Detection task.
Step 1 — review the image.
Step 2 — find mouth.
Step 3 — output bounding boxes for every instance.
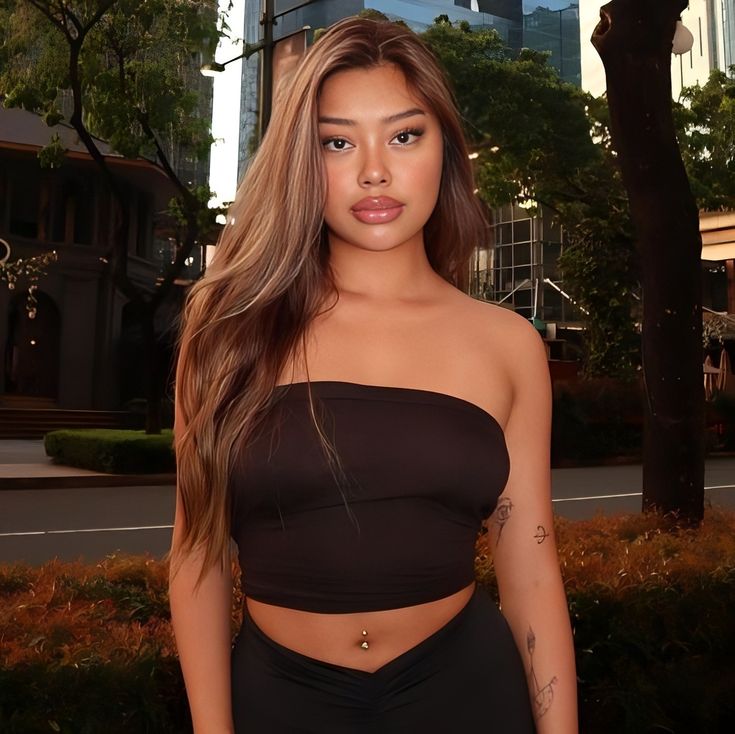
[351,196,405,212]
[350,203,404,225]
[350,196,405,225]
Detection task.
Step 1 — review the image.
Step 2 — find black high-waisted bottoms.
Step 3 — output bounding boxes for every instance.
[230,585,535,733]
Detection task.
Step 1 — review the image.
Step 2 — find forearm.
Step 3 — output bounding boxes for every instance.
[500,574,578,734]
[169,549,235,734]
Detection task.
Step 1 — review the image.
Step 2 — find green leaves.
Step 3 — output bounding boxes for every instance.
[0,0,219,163]
[37,132,66,168]
[675,68,735,212]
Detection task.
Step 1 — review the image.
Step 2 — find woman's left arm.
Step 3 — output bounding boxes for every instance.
[487,315,578,733]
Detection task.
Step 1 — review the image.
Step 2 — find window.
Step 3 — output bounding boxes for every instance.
[9,172,40,238]
[515,242,531,265]
[513,218,531,242]
[50,177,94,245]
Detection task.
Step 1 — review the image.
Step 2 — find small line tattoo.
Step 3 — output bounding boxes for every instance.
[527,626,558,719]
[534,525,549,544]
[493,497,513,544]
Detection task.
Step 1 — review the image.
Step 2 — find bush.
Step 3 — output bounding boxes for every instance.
[708,393,735,451]
[44,429,175,474]
[551,377,644,465]
[478,509,735,732]
[2,511,735,732]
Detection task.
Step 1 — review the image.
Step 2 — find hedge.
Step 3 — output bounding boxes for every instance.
[2,510,735,732]
[44,429,175,474]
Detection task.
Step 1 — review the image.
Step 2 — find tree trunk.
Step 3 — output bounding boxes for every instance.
[592,0,705,523]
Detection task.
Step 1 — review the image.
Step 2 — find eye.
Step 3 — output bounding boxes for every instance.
[392,128,424,145]
[322,137,353,152]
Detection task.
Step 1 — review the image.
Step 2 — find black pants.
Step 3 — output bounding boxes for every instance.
[231,585,535,733]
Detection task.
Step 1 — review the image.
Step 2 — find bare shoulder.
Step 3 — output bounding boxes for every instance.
[454,294,549,393]
[456,294,545,352]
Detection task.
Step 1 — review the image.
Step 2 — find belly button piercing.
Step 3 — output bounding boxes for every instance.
[360,629,369,650]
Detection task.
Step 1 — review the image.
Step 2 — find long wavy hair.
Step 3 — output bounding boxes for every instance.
[170,16,488,585]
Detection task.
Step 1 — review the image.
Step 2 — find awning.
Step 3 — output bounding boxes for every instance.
[701,210,735,261]
[702,243,735,261]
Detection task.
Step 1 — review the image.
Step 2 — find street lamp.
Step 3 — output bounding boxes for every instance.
[200,0,316,137]
[200,42,266,78]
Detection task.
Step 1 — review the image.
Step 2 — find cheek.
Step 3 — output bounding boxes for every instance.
[412,147,443,205]
[322,169,338,222]
[324,164,347,213]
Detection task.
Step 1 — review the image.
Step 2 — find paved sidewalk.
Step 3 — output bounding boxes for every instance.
[0,439,175,490]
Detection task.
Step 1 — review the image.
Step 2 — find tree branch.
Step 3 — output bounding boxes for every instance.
[25,0,70,40]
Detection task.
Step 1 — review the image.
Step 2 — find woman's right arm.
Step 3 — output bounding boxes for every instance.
[169,503,235,734]
[169,390,236,734]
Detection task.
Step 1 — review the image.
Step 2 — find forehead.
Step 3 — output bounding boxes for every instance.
[318,63,424,118]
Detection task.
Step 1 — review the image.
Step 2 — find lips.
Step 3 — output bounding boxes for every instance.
[351,196,404,211]
[350,196,405,225]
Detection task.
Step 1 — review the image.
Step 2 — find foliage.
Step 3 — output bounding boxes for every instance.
[551,378,644,464]
[420,19,641,378]
[0,556,190,733]
[44,428,175,473]
[1,511,734,731]
[36,131,66,168]
[166,183,227,247]
[0,0,218,168]
[478,508,735,733]
[674,67,735,212]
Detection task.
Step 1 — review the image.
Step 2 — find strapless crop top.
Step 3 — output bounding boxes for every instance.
[229,381,510,613]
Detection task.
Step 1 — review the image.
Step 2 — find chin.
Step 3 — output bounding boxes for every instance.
[329,226,424,252]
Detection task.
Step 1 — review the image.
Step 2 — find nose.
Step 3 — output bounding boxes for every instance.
[358,144,391,187]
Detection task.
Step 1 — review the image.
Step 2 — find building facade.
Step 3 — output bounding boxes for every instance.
[0,107,192,411]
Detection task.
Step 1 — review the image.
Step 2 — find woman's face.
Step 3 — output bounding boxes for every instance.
[317,63,444,255]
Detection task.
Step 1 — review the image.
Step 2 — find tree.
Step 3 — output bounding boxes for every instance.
[0,0,223,431]
[420,17,641,379]
[592,0,705,523]
[674,68,735,212]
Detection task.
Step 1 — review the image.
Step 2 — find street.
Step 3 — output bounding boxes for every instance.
[1,458,734,565]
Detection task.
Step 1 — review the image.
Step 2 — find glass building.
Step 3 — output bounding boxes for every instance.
[523,2,580,86]
[470,203,581,331]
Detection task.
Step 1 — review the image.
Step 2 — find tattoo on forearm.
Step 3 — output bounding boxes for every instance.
[527,626,558,719]
[534,525,549,544]
[493,497,513,544]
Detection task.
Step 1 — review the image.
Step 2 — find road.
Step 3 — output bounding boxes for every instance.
[1,458,734,565]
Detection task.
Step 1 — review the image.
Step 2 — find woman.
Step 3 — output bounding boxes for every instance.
[169,16,577,734]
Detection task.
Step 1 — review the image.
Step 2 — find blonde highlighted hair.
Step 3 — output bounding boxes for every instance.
[171,16,487,585]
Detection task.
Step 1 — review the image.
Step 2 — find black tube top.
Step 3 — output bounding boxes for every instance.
[229,381,510,613]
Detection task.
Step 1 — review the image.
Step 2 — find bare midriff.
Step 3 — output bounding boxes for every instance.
[245,581,476,673]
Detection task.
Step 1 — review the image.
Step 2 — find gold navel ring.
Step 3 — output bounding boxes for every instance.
[360,629,369,650]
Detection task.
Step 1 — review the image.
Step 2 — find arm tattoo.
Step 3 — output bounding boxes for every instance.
[534,525,549,544]
[527,626,558,719]
[493,497,513,545]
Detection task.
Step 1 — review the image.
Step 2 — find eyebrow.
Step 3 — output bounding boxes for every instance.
[317,107,426,126]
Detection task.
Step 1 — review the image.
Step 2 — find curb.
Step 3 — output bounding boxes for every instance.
[0,473,176,491]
